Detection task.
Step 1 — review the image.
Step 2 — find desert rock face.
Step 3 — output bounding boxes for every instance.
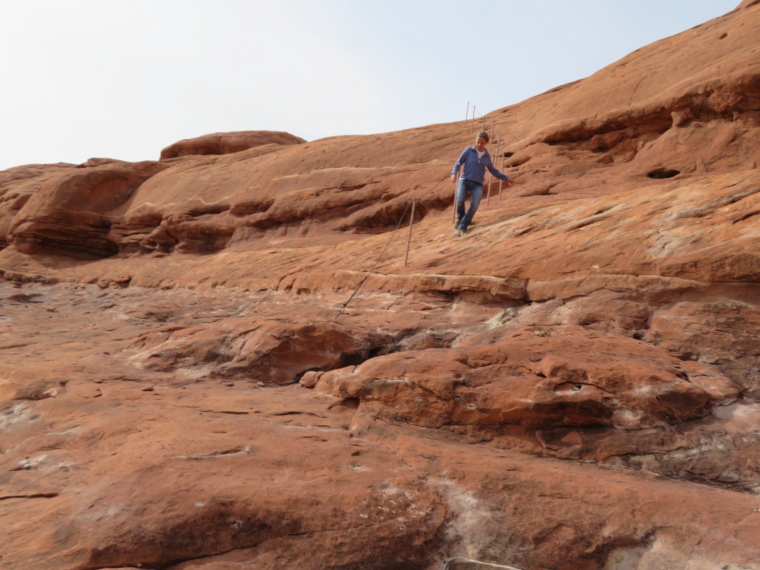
[10,160,169,258]
[159,130,307,160]
[2,3,760,570]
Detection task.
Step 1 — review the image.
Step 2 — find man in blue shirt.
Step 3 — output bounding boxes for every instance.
[450,131,514,236]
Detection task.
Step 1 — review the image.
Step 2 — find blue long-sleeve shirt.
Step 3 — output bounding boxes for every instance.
[451,146,509,184]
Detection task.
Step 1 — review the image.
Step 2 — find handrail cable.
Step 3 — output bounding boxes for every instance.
[334,173,449,319]
[336,103,510,319]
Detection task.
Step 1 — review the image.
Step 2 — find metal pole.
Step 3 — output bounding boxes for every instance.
[453,174,459,225]
[404,198,416,267]
[497,137,503,200]
[465,101,469,122]
[485,133,496,206]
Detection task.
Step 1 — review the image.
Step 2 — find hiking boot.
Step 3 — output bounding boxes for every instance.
[454,219,462,229]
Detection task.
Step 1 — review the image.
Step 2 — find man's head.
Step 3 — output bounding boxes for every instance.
[475,131,489,151]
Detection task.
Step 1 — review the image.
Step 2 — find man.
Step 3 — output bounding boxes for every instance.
[450,131,514,236]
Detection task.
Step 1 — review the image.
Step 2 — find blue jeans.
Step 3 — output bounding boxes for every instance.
[455,178,483,231]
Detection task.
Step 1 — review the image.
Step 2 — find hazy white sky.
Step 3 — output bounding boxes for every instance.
[0,0,740,170]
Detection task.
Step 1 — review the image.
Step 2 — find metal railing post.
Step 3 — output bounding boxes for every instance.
[497,137,503,200]
[452,174,459,225]
[404,198,416,267]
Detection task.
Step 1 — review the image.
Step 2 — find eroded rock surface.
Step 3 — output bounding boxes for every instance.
[1,282,760,570]
[159,130,306,160]
[2,3,760,569]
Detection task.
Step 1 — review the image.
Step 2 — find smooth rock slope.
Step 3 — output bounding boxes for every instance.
[1,3,760,569]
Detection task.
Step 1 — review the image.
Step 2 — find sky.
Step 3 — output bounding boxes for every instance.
[0,0,741,171]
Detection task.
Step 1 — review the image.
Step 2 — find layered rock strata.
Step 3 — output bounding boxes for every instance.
[1,2,760,569]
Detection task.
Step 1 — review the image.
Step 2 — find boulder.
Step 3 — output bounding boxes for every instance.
[160,130,305,159]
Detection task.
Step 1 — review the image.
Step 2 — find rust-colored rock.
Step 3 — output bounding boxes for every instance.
[0,163,76,247]
[313,325,734,431]
[2,3,760,569]
[2,282,760,570]
[8,160,167,257]
[159,130,306,160]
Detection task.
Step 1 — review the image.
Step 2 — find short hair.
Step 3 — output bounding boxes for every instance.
[477,131,490,142]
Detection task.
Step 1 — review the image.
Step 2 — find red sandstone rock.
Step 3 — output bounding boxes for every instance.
[738,0,760,9]
[312,325,735,430]
[0,163,76,247]
[9,161,167,258]
[129,315,396,385]
[2,3,760,569]
[159,130,306,160]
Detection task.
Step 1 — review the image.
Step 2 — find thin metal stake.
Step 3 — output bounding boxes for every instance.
[497,137,503,200]
[404,198,416,267]
[485,133,496,206]
[452,174,459,224]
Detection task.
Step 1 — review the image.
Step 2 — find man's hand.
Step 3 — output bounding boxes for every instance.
[450,173,457,184]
